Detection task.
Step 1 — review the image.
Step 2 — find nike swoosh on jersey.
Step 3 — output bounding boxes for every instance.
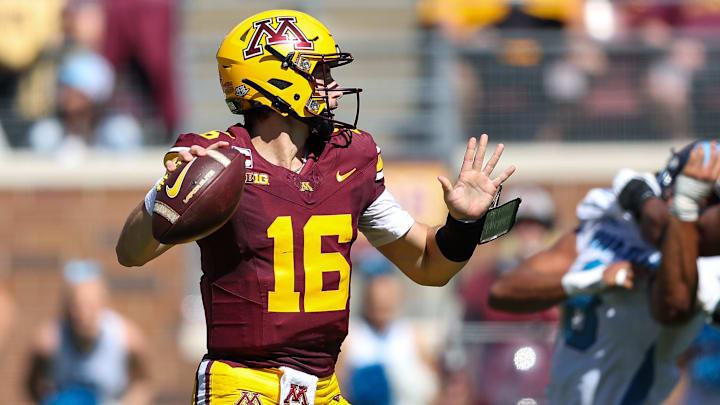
[336,168,357,182]
[166,159,195,198]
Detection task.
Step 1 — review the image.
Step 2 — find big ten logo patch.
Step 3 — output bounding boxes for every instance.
[246,172,269,185]
[283,384,309,405]
[243,16,314,59]
[234,390,262,405]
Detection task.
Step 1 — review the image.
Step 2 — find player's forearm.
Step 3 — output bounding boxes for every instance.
[116,202,171,267]
[637,197,669,249]
[652,216,699,324]
[378,223,466,287]
[417,225,468,286]
[488,269,568,313]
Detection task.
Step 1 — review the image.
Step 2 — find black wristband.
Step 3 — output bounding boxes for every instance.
[435,214,486,262]
[618,179,656,219]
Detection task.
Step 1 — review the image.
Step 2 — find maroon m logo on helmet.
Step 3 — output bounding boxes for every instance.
[234,390,262,405]
[244,17,314,59]
[283,384,309,405]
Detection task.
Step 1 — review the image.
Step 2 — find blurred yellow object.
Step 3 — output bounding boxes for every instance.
[0,0,62,71]
[417,0,510,35]
[524,0,582,22]
[500,38,542,67]
[417,0,581,37]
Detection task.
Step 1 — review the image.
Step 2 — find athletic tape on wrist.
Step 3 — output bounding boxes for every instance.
[144,178,163,216]
[561,267,607,297]
[671,174,713,221]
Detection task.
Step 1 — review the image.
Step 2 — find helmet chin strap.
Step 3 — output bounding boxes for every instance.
[301,113,334,138]
[240,78,333,137]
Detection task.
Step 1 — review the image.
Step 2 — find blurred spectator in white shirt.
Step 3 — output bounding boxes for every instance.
[27,50,142,163]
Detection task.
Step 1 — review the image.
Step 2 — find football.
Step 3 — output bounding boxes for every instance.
[152,148,246,244]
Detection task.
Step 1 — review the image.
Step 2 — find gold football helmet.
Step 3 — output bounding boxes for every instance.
[217,9,361,131]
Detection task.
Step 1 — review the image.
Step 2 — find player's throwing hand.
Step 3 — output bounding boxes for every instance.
[165,141,230,172]
[438,134,516,220]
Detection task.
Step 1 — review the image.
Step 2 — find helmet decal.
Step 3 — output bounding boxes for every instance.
[306,99,320,113]
[235,85,249,97]
[297,57,312,72]
[243,16,314,59]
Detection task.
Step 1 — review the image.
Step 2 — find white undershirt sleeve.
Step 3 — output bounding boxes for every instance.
[358,189,416,247]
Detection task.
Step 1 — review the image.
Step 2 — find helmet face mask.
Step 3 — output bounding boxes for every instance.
[305,53,362,129]
[216,10,362,133]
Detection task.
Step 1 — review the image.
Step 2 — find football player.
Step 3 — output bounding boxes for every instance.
[488,141,720,405]
[115,9,516,405]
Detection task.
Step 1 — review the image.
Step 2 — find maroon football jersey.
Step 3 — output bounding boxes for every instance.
[167,125,385,377]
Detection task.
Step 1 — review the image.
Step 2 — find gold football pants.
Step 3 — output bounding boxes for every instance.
[191,359,351,405]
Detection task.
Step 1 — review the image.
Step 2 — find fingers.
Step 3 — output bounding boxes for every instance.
[208,141,230,150]
[178,149,194,162]
[710,141,720,179]
[438,176,453,195]
[460,137,477,173]
[483,143,504,176]
[604,262,635,289]
[492,165,516,187]
[472,134,488,171]
[168,143,223,172]
[614,267,634,289]
[189,145,208,157]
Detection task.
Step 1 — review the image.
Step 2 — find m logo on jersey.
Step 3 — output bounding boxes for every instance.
[299,182,314,192]
[283,384,309,405]
[234,390,262,405]
[243,17,314,59]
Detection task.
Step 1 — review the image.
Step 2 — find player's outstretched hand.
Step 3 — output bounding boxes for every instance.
[683,141,720,184]
[438,134,516,220]
[603,261,647,290]
[165,141,230,172]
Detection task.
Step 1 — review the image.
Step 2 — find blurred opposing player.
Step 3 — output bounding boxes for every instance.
[488,141,720,404]
[115,9,516,405]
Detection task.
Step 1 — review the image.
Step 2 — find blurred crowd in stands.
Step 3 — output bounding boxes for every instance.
[0,0,178,154]
[1,0,719,151]
[418,0,720,142]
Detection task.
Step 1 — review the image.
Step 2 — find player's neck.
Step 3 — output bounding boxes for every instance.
[250,115,310,171]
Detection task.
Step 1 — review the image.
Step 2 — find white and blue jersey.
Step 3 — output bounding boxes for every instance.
[546,187,706,405]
